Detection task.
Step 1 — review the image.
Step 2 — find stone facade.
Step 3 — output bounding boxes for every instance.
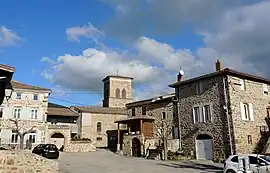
[228,75,270,154]
[103,76,133,108]
[0,150,59,173]
[78,111,127,147]
[176,75,230,160]
[172,67,270,161]
[46,124,71,149]
[0,81,51,148]
[64,140,96,152]
[121,94,180,156]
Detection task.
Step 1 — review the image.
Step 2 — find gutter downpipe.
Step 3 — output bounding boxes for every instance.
[223,75,233,155]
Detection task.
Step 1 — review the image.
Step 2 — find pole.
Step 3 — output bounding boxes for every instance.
[223,76,233,155]
[176,101,182,151]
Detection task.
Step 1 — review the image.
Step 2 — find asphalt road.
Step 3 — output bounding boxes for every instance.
[58,150,223,173]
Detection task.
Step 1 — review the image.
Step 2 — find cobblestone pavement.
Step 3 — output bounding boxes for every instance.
[59,150,223,173]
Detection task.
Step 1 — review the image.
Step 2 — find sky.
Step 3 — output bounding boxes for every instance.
[1,0,270,107]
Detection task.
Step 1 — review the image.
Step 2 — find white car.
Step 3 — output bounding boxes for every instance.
[223,154,270,173]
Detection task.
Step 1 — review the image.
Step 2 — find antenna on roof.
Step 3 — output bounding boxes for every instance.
[116,69,119,76]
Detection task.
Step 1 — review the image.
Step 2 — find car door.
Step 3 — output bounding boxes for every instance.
[249,156,268,173]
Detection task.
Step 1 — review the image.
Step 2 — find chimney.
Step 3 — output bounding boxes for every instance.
[215,59,223,71]
[177,70,184,82]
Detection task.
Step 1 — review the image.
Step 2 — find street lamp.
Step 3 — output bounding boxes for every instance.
[5,83,13,101]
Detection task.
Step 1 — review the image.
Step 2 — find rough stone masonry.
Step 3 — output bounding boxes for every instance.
[0,150,59,173]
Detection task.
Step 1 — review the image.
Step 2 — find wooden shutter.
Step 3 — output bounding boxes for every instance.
[249,103,254,121]
[240,102,246,120]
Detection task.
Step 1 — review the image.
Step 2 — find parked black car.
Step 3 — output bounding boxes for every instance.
[32,144,59,159]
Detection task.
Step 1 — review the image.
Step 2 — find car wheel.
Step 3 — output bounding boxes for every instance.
[226,169,236,173]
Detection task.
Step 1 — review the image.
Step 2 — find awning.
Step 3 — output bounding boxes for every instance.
[115,116,156,124]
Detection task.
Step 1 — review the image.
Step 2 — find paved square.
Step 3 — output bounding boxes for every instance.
[59,150,223,173]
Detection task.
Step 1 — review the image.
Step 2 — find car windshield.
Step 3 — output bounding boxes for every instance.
[260,156,270,162]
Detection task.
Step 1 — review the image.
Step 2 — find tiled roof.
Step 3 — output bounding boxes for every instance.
[72,106,128,115]
[169,68,270,88]
[0,64,15,72]
[11,80,51,91]
[102,75,133,82]
[126,93,175,108]
[47,107,79,117]
[115,116,156,123]
[48,102,79,117]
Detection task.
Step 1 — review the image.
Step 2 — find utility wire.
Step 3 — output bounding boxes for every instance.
[49,97,88,106]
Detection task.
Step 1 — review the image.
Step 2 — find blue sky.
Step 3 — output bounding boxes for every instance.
[1,0,270,106]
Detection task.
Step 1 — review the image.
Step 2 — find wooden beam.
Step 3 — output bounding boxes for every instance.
[140,120,143,135]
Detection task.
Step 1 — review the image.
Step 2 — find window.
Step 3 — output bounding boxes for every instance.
[172,126,179,139]
[142,106,146,115]
[33,94,39,100]
[248,135,252,144]
[0,107,3,118]
[96,137,102,141]
[240,102,254,121]
[249,156,258,165]
[28,133,36,143]
[195,82,203,94]
[11,130,19,144]
[132,108,135,116]
[115,88,120,98]
[162,112,166,119]
[13,108,21,119]
[203,105,211,122]
[97,122,102,132]
[239,79,245,90]
[263,84,269,95]
[231,156,238,163]
[16,93,22,99]
[121,89,126,98]
[31,109,38,119]
[193,107,200,123]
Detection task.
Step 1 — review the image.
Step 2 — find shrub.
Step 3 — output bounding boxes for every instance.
[71,138,92,142]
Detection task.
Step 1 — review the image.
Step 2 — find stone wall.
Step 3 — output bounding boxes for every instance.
[0,150,59,173]
[64,141,96,152]
[106,77,133,108]
[228,75,270,154]
[177,75,231,160]
[81,112,127,148]
[122,134,155,156]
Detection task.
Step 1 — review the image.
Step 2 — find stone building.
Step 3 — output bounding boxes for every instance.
[169,60,270,161]
[116,93,180,157]
[0,80,51,148]
[70,75,133,148]
[46,102,80,149]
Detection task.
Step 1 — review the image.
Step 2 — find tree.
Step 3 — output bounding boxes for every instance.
[153,112,174,160]
[9,119,36,149]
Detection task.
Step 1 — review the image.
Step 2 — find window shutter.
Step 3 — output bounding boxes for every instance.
[240,79,244,90]
[192,108,196,124]
[249,103,254,121]
[240,102,245,120]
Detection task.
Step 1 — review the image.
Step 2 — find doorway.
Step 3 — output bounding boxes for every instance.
[196,134,213,160]
[132,138,141,157]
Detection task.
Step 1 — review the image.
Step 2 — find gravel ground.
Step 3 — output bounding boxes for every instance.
[58,149,223,173]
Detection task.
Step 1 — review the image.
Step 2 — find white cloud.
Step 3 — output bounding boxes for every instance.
[66,23,104,43]
[43,1,270,101]
[0,26,22,46]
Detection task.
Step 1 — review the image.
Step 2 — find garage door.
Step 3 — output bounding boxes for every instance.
[196,134,213,160]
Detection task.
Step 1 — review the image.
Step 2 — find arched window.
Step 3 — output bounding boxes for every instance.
[116,88,120,98]
[122,89,126,98]
[97,122,102,132]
